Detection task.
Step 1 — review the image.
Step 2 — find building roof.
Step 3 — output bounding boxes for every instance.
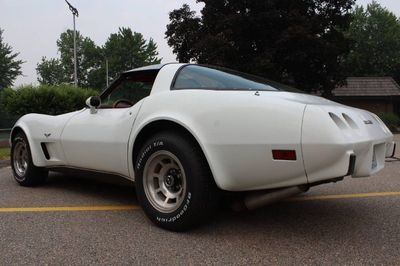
[333,77,400,97]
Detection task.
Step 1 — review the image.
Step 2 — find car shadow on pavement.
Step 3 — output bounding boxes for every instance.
[45,170,137,205]
[197,199,371,238]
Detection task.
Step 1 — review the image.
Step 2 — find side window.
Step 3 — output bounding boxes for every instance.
[174,66,226,89]
[103,80,152,106]
[101,71,157,108]
[173,65,278,91]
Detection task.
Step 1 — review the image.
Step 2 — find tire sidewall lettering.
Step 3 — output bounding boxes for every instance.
[136,140,164,170]
[156,192,192,223]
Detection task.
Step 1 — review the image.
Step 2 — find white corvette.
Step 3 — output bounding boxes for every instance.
[10,63,396,231]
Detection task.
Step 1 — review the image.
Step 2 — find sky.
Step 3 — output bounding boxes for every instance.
[0,0,399,87]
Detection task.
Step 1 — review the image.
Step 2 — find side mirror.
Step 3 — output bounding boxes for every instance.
[85,96,101,114]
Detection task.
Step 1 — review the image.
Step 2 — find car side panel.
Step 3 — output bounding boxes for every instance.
[60,103,143,177]
[129,90,308,191]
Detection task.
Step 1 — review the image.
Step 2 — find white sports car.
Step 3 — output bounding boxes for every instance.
[10,63,396,231]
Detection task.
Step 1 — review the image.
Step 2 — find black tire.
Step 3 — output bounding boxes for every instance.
[135,131,220,231]
[11,132,48,186]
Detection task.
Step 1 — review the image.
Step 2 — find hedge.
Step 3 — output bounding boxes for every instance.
[377,112,400,132]
[1,85,97,116]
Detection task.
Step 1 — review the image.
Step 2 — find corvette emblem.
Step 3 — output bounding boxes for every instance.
[44,133,51,138]
[363,120,373,125]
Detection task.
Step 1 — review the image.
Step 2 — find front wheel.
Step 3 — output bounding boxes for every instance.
[11,132,48,186]
[135,132,220,231]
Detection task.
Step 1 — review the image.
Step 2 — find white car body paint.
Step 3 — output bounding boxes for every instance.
[11,63,395,192]
[61,101,143,176]
[11,111,81,167]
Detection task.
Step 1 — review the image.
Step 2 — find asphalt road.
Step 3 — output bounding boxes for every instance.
[0,139,399,265]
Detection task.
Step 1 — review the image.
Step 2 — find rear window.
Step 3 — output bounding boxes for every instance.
[172,65,300,92]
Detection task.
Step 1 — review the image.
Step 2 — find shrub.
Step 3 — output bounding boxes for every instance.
[1,85,97,116]
[0,110,18,128]
[377,112,400,132]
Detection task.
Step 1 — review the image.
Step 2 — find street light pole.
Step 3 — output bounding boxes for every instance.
[65,0,79,86]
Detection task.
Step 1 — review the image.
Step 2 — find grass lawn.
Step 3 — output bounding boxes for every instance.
[0,147,10,160]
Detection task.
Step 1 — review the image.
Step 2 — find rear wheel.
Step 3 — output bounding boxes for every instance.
[11,132,48,186]
[135,131,220,231]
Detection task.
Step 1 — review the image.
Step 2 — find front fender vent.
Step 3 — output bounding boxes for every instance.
[40,143,50,160]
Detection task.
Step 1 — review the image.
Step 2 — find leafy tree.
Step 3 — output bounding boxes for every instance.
[103,27,161,80]
[37,30,102,88]
[36,57,65,85]
[57,30,102,87]
[37,28,161,91]
[344,1,400,81]
[166,4,201,63]
[166,1,355,95]
[0,28,23,89]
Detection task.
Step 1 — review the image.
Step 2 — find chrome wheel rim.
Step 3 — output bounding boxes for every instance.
[143,150,187,213]
[13,141,28,179]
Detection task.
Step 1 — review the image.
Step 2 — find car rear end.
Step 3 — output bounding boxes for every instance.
[302,103,395,184]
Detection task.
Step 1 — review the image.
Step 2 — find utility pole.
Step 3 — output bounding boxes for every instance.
[65,0,79,86]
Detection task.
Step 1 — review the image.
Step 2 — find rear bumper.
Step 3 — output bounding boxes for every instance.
[351,139,391,177]
[302,105,394,183]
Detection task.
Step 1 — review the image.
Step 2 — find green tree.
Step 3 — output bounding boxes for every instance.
[0,28,23,89]
[344,2,400,81]
[37,30,102,88]
[103,27,161,80]
[166,1,355,95]
[37,28,161,91]
[166,4,201,63]
[57,30,102,87]
[36,57,65,85]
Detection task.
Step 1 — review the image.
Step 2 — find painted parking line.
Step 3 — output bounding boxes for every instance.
[1,192,400,213]
[289,191,400,202]
[0,205,140,213]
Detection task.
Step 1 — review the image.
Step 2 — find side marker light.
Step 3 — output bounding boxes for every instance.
[272,150,297,160]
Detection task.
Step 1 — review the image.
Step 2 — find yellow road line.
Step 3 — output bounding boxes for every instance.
[1,192,400,213]
[288,191,400,202]
[0,205,139,213]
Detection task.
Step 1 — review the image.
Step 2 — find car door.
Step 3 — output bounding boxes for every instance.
[61,69,158,177]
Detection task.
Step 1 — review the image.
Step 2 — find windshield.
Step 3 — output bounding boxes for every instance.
[172,65,302,92]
